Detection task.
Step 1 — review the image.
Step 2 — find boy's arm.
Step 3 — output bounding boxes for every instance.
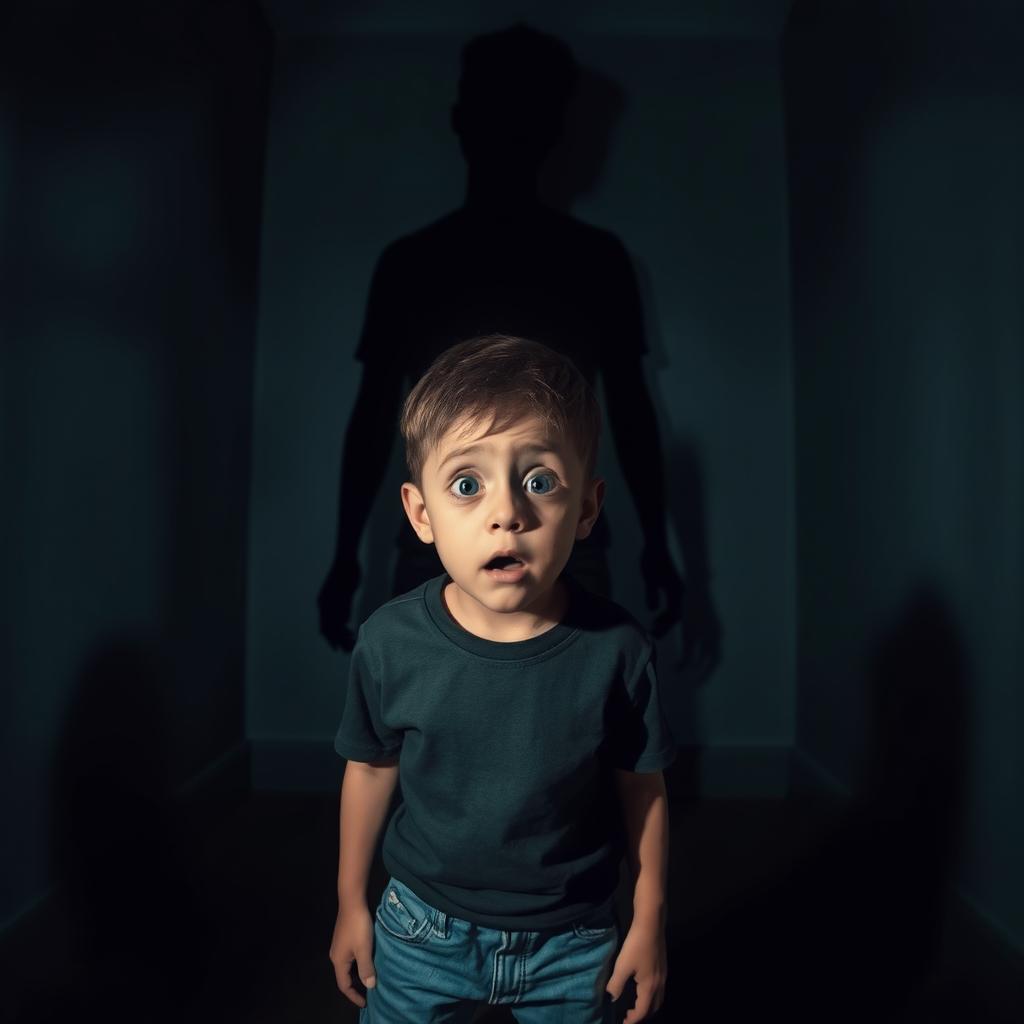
[606,769,670,1017]
[615,768,669,928]
[338,758,401,912]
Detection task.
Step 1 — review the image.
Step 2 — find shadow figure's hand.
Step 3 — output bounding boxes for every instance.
[317,557,361,652]
[679,583,721,682]
[640,542,684,639]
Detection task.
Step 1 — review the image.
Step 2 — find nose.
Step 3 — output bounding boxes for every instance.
[490,516,522,532]
[487,480,524,532]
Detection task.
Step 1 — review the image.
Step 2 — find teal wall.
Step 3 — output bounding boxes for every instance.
[247,20,796,767]
[0,4,271,933]
[784,1,1023,954]
[7,0,1019,989]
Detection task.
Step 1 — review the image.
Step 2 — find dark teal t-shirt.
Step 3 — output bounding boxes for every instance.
[333,570,676,931]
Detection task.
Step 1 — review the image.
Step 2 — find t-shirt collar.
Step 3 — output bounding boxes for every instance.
[424,571,583,662]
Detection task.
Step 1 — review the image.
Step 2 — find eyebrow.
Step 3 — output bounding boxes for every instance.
[436,441,563,474]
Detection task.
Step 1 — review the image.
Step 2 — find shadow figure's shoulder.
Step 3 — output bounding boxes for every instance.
[540,207,628,254]
[381,210,466,260]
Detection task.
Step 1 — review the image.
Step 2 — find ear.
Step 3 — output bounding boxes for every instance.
[401,481,435,544]
[575,477,606,541]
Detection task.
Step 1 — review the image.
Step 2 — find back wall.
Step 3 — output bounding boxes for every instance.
[246,9,796,792]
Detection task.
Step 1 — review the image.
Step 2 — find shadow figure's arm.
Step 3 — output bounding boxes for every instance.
[319,359,403,646]
[603,355,671,553]
[599,237,675,560]
[329,360,403,567]
[605,357,690,639]
[329,246,406,567]
[318,247,409,649]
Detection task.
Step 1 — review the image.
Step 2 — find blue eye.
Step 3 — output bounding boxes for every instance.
[526,474,557,495]
[451,476,479,498]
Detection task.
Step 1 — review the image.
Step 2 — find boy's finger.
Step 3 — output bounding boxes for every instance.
[335,969,367,1008]
[342,985,367,1010]
[356,954,377,988]
[332,955,352,991]
[623,983,651,1023]
[604,964,627,1002]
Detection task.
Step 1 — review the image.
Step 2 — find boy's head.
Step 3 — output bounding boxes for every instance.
[401,334,599,492]
[399,334,604,619]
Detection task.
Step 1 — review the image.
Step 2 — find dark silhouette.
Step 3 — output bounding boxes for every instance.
[318,23,697,658]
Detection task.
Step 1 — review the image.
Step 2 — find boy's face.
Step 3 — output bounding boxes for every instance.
[401,413,604,635]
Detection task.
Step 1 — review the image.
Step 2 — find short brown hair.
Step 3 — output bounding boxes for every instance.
[400,334,601,489]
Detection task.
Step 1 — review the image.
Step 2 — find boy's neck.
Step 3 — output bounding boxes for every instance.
[442,577,568,644]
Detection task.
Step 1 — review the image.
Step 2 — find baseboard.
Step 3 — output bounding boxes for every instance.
[250,737,347,792]
[787,744,851,799]
[171,739,252,836]
[249,739,794,798]
[682,743,793,798]
[939,888,1024,1021]
[903,884,1024,1023]
[173,739,251,802]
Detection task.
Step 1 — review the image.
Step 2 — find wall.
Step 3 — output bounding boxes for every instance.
[0,0,271,943]
[247,10,796,792]
[785,0,1023,956]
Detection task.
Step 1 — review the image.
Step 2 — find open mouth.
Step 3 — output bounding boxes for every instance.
[484,555,524,571]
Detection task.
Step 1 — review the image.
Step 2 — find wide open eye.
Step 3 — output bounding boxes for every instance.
[526,473,557,495]
[450,476,480,498]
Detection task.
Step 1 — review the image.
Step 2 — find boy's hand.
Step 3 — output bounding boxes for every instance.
[329,905,377,1008]
[605,919,667,1022]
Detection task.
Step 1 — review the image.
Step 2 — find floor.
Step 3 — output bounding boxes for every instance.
[10,786,1019,1023]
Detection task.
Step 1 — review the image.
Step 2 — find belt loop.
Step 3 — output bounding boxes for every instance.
[433,908,449,939]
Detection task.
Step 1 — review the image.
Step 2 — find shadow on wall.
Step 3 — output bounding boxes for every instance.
[538,63,626,215]
[20,638,213,1023]
[315,22,721,732]
[660,583,969,1023]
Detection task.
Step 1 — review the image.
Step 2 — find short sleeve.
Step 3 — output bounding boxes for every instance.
[333,627,403,762]
[606,638,676,773]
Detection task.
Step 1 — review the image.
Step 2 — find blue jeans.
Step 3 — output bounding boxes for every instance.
[359,876,621,1023]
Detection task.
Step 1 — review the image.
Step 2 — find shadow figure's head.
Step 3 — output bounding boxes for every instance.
[452,23,579,179]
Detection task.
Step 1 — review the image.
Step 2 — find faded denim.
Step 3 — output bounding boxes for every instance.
[359,875,621,1023]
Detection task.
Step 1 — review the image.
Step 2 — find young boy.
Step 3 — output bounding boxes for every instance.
[329,335,674,1023]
